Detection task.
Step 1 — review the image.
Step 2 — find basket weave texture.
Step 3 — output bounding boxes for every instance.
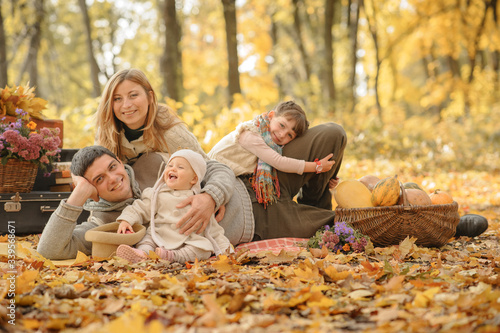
[334,185,460,247]
[0,159,38,193]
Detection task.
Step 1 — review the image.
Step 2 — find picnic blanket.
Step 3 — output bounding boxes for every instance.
[0,237,311,266]
[235,237,309,255]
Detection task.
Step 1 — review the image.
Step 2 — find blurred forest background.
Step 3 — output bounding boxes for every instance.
[1,0,499,174]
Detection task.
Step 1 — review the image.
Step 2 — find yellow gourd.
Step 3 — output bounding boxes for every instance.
[333,179,374,208]
[371,175,400,206]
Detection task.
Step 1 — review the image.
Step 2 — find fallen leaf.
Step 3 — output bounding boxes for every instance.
[211,255,235,273]
[196,294,227,327]
[310,246,328,258]
[72,251,90,266]
[16,270,39,294]
[347,289,375,300]
[102,298,125,314]
[260,249,297,264]
[398,236,416,259]
[323,265,351,281]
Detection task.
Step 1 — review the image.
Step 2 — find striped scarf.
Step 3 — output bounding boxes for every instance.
[251,112,282,208]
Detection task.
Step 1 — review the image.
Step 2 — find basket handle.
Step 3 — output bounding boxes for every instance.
[399,182,411,210]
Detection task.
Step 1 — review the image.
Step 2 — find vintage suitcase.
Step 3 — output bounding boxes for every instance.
[0,149,90,235]
[0,191,90,235]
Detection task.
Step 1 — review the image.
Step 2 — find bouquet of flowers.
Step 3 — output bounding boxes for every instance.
[1,83,47,119]
[1,109,61,174]
[308,222,370,254]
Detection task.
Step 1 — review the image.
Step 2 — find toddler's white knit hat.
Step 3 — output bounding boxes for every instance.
[167,149,206,193]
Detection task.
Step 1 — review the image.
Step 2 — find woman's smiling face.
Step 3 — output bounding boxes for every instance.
[112,80,152,130]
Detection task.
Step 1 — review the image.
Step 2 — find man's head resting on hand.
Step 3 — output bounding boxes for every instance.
[71,145,133,202]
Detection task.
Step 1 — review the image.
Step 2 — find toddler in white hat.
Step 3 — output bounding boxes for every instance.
[116,149,231,263]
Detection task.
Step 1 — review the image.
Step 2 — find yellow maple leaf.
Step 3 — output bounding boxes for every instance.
[211,255,235,273]
[16,270,39,294]
[307,293,337,308]
[324,265,351,281]
[72,251,90,266]
[412,287,441,307]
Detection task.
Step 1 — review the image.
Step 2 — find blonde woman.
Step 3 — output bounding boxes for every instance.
[95,68,206,164]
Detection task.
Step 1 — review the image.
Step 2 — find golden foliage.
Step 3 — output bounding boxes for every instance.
[1,162,499,331]
[1,207,498,332]
[0,84,47,120]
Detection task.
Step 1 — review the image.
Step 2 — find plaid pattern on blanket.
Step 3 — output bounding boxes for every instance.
[235,238,309,255]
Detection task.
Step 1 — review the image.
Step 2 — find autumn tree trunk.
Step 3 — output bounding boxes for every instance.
[161,0,182,102]
[324,0,335,114]
[492,0,500,90]
[270,12,284,99]
[420,40,442,118]
[365,0,382,122]
[78,0,101,97]
[222,0,241,107]
[0,1,7,87]
[463,2,488,118]
[349,0,360,113]
[292,0,311,80]
[23,0,44,92]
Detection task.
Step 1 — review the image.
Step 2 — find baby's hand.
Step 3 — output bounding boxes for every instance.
[117,220,134,234]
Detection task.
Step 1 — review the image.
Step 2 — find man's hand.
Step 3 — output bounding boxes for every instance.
[176,193,216,235]
[215,205,226,223]
[66,175,99,206]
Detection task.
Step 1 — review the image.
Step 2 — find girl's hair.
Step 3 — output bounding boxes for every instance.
[273,100,309,137]
[95,68,181,160]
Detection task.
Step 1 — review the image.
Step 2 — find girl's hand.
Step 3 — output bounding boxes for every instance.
[319,153,335,173]
[329,177,340,189]
[117,221,134,234]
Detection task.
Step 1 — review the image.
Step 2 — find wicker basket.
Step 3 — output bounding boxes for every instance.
[334,183,460,247]
[0,159,38,193]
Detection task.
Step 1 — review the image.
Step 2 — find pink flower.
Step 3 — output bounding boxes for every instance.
[39,155,49,164]
[1,112,61,175]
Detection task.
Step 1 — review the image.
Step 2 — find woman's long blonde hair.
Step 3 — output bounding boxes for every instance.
[95,68,181,160]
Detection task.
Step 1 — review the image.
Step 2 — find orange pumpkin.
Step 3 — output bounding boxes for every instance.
[429,189,453,205]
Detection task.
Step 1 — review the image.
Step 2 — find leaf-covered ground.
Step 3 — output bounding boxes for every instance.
[1,165,499,333]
